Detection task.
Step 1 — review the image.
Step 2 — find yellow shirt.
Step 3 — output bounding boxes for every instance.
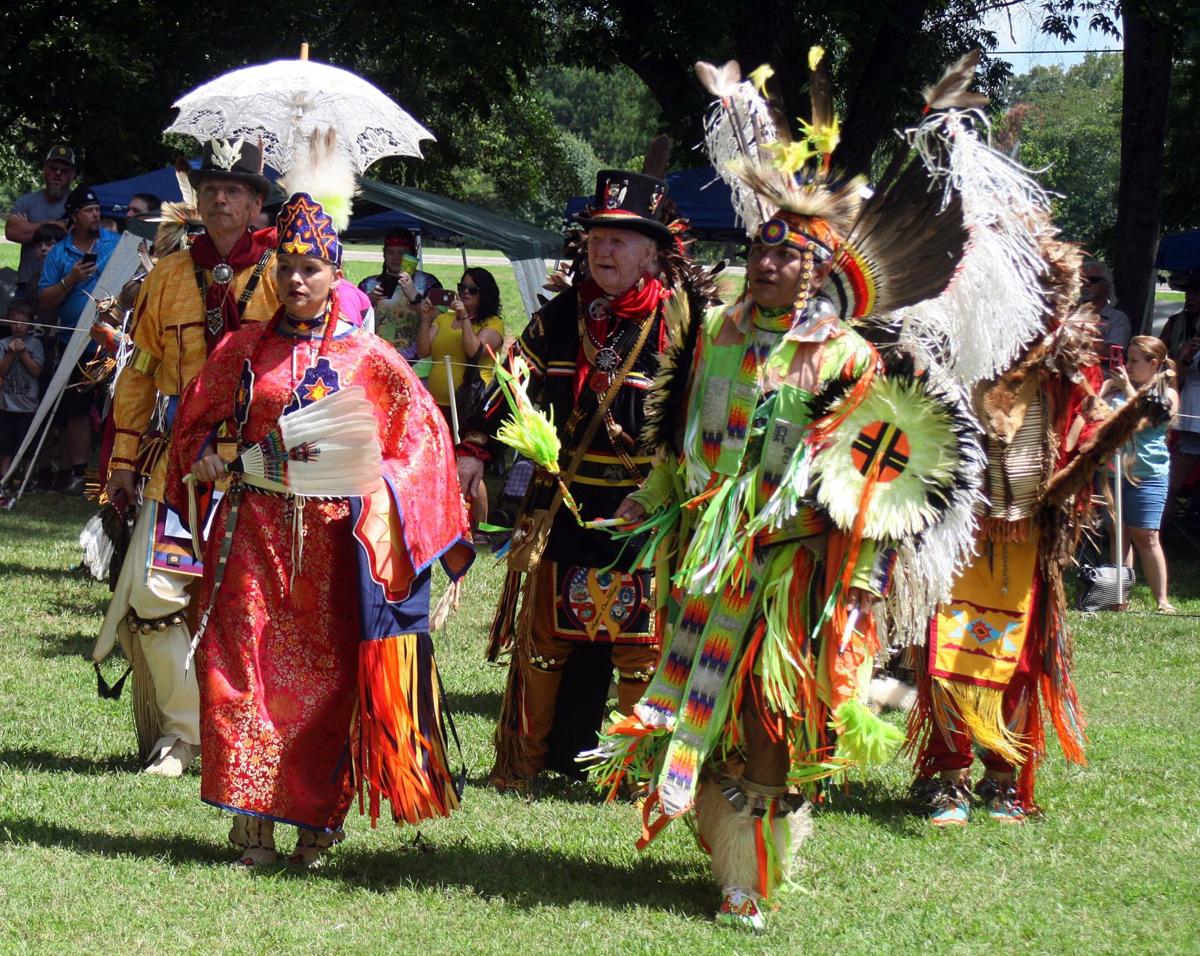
[425,311,505,406]
[110,247,279,501]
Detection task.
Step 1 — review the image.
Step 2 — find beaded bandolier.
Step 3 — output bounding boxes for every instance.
[584,52,985,934]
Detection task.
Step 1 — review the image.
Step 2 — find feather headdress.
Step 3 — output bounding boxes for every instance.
[703,46,966,322]
[150,157,203,253]
[695,59,778,232]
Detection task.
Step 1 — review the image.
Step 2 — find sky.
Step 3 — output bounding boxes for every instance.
[983,4,1123,75]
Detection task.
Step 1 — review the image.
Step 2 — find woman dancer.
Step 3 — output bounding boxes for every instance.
[168,138,472,866]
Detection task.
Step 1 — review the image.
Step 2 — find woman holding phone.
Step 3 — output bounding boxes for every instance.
[1101,335,1179,612]
[415,268,504,525]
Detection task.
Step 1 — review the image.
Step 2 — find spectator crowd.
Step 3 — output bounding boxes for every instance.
[2,137,1198,611]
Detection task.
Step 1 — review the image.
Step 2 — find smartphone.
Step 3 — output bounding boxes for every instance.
[400,253,418,277]
[1109,344,1124,369]
[81,252,98,266]
[426,288,456,308]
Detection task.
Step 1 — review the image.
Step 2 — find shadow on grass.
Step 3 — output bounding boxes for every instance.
[445,689,503,720]
[818,780,925,836]
[0,560,93,582]
[0,816,229,866]
[0,814,714,917]
[312,838,713,915]
[459,771,609,807]
[37,631,98,659]
[0,745,141,775]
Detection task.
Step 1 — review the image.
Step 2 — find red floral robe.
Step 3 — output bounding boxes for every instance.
[167,319,471,831]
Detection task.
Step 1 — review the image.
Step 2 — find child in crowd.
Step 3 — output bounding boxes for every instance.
[0,300,46,482]
[1102,335,1179,612]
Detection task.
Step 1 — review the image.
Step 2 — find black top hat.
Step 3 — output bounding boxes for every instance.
[574,169,673,244]
[188,138,272,199]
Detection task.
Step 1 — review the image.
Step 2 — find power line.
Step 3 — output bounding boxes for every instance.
[992,48,1122,54]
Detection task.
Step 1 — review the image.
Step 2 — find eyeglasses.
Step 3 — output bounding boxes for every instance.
[199,182,251,200]
[457,284,479,295]
[1083,275,1105,284]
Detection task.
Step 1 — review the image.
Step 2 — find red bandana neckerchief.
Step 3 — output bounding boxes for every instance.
[574,274,669,399]
[190,228,274,348]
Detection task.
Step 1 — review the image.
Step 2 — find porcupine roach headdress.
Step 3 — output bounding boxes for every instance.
[699,47,968,323]
[641,47,971,462]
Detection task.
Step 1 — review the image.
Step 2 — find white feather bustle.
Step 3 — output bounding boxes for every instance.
[695,780,812,900]
[278,128,358,233]
[894,111,1053,390]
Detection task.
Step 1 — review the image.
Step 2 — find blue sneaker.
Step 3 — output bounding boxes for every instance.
[914,778,971,827]
[977,778,1026,824]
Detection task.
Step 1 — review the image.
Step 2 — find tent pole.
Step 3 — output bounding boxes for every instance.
[1113,449,1124,607]
[11,388,65,505]
[444,355,460,445]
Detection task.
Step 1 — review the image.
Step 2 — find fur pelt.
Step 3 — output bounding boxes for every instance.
[975,339,1052,443]
[695,780,812,900]
[1042,387,1163,508]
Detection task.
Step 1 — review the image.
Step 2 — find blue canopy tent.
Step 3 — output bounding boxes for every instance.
[92,168,561,315]
[1157,229,1200,273]
[565,166,741,240]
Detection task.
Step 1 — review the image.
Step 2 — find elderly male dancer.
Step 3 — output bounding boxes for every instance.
[458,168,701,792]
[94,140,279,776]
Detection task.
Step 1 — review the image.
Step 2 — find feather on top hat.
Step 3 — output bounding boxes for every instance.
[575,169,674,244]
[188,138,272,199]
[276,129,359,264]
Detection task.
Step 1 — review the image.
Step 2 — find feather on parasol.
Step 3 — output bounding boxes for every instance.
[279,127,358,231]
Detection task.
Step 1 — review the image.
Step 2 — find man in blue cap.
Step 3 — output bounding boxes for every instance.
[38,183,120,492]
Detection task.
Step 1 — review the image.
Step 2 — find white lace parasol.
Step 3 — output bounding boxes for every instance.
[166,57,434,174]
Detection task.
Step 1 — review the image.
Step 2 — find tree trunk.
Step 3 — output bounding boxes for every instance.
[834,0,934,176]
[1113,10,1175,333]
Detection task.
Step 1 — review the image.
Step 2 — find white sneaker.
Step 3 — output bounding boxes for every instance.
[143,739,197,777]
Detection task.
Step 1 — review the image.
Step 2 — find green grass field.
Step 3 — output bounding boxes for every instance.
[1,492,1197,954]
